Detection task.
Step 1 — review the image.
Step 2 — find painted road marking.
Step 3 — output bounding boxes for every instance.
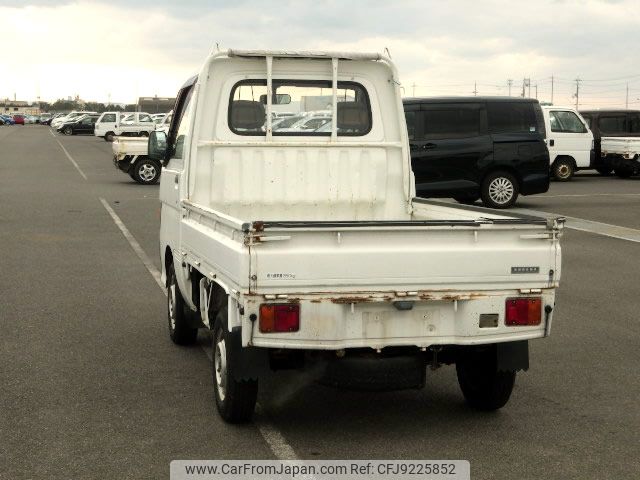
[538,193,640,198]
[99,197,300,462]
[50,129,88,180]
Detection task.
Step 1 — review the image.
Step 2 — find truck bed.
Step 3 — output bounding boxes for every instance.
[601,137,640,159]
[112,137,148,158]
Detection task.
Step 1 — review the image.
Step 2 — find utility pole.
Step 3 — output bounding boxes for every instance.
[522,78,530,98]
[411,82,416,97]
[534,84,538,99]
[473,81,478,96]
[528,80,531,99]
[626,83,629,109]
[551,75,554,104]
[507,79,513,96]
[574,78,581,109]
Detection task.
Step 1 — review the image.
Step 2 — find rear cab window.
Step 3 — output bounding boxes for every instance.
[228,80,371,136]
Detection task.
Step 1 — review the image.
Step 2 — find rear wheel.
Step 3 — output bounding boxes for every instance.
[132,157,161,185]
[63,126,73,136]
[552,158,574,181]
[481,171,519,209]
[614,166,634,178]
[213,306,258,423]
[139,131,150,137]
[167,263,198,345]
[456,346,516,410]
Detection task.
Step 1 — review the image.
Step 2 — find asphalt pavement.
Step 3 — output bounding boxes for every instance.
[1,125,639,479]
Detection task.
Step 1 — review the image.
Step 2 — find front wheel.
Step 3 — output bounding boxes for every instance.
[105,131,116,142]
[139,131,150,137]
[63,126,73,136]
[213,307,258,423]
[132,157,161,185]
[481,171,519,209]
[167,263,198,345]
[456,346,516,410]
[552,158,574,181]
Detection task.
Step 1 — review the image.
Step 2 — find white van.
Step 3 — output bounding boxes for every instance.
[94,111,156,141]
[542,106,594,181]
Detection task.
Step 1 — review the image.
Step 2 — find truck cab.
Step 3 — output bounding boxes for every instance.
[148,50,563,423]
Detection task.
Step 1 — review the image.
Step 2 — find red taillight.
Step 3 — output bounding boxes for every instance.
[505,298,542,326]
[259,304,300,333]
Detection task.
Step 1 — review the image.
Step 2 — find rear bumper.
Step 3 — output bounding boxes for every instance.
[520,172,550,195]
[241,289,555,350]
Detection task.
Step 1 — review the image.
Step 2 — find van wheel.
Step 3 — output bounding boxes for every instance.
[552,158,574,181]
[167,263,198,345]
[614,166,634,178]
[454,195,480,205]
[481,171,519,209]
[132,158,161,185]
[456,346,515,410]
[105,131,116,142]
[213,306,258,423]
[63,126,73,136]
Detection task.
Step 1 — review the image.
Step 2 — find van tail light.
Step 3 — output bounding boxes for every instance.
[259,304,300,333]
[505,298,542,326]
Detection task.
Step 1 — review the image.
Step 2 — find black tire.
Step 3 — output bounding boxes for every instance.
[456,346,516,411]
[480,171,519,209]
[213,306,258,423]
[552,158,574,181]
[132,157,161,185]
[105,131,116,142]
[596,167,613,176]
[139,131,150,137]
[63,126,73,136]
[167,263,198,345]
[453,195,480,205]
[614,166,634,179]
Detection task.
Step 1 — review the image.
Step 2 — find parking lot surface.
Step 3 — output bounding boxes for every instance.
[1,126,639,479]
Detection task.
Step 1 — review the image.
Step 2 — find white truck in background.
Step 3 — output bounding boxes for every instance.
[94,111,156,142]
[542,106,594,181]
[148,50,563,423]
[600,138,640,177]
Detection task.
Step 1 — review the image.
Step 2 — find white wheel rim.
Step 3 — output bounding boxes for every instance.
[488,177,514,205]
[138,164,156,182]
[557,164,570,178]
[214,331,227,401]
[168,283,176,330]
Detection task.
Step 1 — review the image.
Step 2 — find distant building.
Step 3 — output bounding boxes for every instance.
[138,96,175,113]
[1,100,41,115]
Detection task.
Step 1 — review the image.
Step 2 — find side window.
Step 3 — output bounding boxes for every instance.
[404,111,416,140]
[598,115,626,135]
[421,107,480,140]
[171,88,194,160]
[628,114,640,133]
[549,111,587,133]
[140,114,153,123]
[487,102,539,134]
[102,113,116,123]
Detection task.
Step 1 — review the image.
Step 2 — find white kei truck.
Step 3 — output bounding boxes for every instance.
[600,137,640,178]
[542,106,594,181]
[147,50,563,423]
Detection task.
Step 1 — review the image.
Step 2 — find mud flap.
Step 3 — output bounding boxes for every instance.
[227,327,268,381]
[497,340,529,372]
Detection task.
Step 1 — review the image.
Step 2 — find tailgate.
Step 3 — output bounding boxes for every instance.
[249,220,562,293]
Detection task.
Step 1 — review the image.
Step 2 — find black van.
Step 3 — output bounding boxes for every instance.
[578,109,640,175]
[404,97,549,208]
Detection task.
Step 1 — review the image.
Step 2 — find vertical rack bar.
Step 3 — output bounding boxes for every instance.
[266,56,273,141]
[331,57,338,141]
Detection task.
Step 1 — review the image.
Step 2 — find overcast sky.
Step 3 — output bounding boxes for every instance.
[1,0,640,109]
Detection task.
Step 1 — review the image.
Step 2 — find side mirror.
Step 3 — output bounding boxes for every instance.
[148,130,168,163]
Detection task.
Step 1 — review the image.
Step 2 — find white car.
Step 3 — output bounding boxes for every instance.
[94,111,155,141]
[52,111,97,129]
[275,110,331,132]
[148,49,563,423]
[542,106,594,181]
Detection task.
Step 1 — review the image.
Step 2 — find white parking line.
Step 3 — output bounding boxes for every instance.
[50,129,88,180]
[539,193,640,198]
[511,207,640,243]
[99,197,300,461]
